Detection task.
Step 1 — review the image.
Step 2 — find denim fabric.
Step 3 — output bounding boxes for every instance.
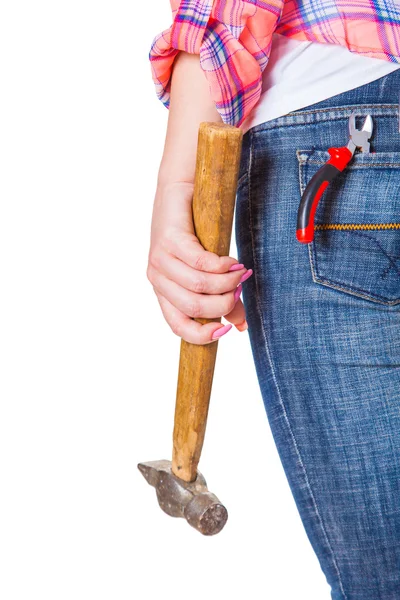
[235,69,400,599]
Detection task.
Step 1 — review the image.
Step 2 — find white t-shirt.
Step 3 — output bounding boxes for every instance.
[240,33,400,134]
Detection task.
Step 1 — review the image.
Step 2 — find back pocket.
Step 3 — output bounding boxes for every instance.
[296,149,400,306]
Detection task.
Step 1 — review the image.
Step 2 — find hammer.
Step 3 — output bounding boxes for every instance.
[138,122,243,535]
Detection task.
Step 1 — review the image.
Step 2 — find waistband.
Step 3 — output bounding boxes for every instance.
[247,68,400,134]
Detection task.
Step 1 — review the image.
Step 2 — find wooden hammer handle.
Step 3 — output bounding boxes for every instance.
[171,122,243,482]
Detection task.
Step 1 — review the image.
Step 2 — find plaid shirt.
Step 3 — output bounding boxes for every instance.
[149,1,400,127]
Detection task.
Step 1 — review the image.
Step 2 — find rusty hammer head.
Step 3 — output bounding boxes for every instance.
[137,460,228,535]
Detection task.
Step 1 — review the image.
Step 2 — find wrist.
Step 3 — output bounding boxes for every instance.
[154,178,194,207]
[157,167,195,190]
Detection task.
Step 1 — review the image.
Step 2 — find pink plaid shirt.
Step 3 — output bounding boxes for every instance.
[149,0,400,127]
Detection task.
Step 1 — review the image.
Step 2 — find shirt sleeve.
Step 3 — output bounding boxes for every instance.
[149,0,284,127]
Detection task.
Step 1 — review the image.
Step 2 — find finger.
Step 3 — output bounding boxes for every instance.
[149,268,237,319]
[224,297,246,326]
[154,290,232,345]
[169,233,241,274]
[150,250,247,295]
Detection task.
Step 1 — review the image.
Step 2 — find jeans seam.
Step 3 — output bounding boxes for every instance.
[306,161,400,168]
[285,104,398,117]
[296,149,400,170]
[250,105,399,135]
[248,130,348,600]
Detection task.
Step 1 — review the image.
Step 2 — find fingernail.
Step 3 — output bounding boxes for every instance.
[211,323,232,340]
[228,263,245,272]
[228,263,244,273]
[239,268,253,283]
[234,283,243,303]
[235,319,248,332]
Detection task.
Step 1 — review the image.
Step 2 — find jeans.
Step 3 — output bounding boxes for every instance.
[235,68,400,599]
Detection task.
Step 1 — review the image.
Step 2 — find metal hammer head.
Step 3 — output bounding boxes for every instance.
[137,460,228,536]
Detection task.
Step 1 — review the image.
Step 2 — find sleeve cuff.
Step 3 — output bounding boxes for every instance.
[149,1,281,127]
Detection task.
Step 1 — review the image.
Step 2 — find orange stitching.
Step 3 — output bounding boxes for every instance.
[315,223,400,231]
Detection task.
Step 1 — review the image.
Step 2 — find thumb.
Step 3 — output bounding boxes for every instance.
[224,298,248,332]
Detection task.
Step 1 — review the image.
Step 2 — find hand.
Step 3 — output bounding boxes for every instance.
[146,181,252,345]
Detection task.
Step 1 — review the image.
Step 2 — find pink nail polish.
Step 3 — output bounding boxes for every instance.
[228,263,245,272]
[239,268,253,283]
[234,283,243,303]
[211,323,232,340]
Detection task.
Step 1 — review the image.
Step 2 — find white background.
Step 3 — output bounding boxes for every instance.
[0,2,330,598]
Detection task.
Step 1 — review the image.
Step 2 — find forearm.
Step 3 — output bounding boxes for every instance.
[148,52,249,344]
[157,52,222,187]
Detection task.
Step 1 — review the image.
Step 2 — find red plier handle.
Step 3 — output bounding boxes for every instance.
[296,146,353,244]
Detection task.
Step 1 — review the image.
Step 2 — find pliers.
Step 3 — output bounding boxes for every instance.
[296,111,374,243]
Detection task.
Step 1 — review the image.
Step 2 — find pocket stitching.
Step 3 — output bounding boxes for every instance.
[299,148,400,306]
[296,148,400,170]
[309,235,400,306]
[315,223,400,231]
